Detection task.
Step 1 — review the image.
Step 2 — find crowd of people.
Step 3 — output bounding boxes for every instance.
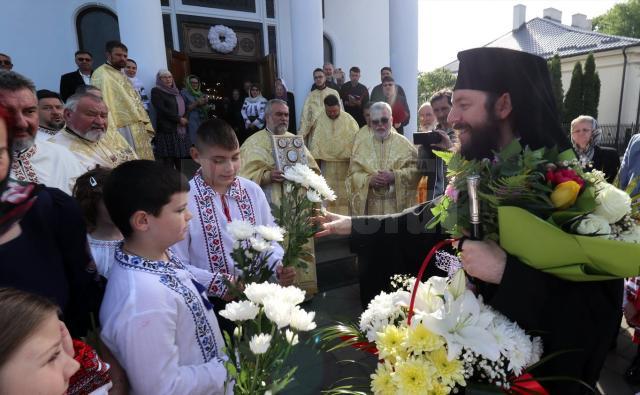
[0,38,640,395]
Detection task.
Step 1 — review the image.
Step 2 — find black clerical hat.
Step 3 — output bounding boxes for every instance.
[454,47,571,152]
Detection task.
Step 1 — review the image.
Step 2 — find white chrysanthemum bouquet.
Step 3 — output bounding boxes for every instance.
[225,220,285,298]
[272,164,336,269]
[220,282,316,394]
[319,271,543,394]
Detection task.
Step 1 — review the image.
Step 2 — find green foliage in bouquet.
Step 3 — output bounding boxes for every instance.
[428,139,592,240]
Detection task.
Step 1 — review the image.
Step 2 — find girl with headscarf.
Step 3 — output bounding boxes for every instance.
[180,74,210,145]
[240,84,267,142]
[151,69,191,170]
[570,115,620,182]
[275,78,296,133]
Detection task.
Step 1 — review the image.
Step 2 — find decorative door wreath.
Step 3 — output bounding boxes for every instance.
[208,25,238,53]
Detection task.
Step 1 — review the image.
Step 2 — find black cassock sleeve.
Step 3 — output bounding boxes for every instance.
[349,204,448,307]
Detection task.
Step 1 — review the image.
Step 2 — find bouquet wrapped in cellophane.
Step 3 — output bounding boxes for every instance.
[428,139,640,281]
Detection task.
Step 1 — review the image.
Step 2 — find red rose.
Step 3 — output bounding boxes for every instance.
[546,168,584,188]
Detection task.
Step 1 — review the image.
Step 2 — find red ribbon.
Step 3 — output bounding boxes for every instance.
[508,373,549,395]
[339,335,379,355]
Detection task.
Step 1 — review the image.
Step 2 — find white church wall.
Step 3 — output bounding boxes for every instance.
[322,0,390,91]
[0,0,116,92]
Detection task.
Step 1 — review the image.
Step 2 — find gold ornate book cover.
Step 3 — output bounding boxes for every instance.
[271,135,309,171]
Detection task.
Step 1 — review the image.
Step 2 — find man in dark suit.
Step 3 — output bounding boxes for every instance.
[59,50,93,101]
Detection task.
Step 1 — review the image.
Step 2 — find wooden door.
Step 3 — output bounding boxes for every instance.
[258,53,276,98]
[167,49,190,89]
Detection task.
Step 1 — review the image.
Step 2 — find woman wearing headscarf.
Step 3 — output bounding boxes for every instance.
[180,74,210,145]
[570,115,620,183]
[275,78,296,133]
[240,84,268,143]
[151,69,191,170]
[0,106,101,338]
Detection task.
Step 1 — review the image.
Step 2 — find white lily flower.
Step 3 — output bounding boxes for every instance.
[420,289,499,361]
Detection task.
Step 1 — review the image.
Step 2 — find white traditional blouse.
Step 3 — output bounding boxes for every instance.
[99,246,228,395]
[87,236,121,279]
[173,171,284,298]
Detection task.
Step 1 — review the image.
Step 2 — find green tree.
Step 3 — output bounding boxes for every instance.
[564,62,583,123]
[417,68,456,104]
[593,0,640,38]
[582,53,600,119]
[547,54,564,118]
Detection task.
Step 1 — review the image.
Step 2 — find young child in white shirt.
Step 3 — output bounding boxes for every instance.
[173,118,295,334]
[99,160,228,395]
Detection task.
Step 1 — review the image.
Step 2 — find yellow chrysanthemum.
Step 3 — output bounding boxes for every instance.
[429,348,466,388]
[403,324,445,354]
[377,325,408,361]
[429,380,452,395]
[370,362,396,395]
[393,357,435,395]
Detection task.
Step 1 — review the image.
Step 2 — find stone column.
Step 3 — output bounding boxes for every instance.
[289,0,324,130]
[389,0,419,138]
[116,0,167,95]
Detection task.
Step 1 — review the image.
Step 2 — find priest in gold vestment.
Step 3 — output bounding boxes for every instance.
[298,68,342,138]
[91,41,154,159]
[239,99,321,297]
[50,92,138,169]
[307,94,359,215]
[346,101,419,215]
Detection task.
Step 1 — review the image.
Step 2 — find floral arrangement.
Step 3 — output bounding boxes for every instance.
[271,164,336,269]
[429,139,640,281]
[319,271,543,394]
[208,25,238,54]
[220,282,316,394]
[224,220,285,297]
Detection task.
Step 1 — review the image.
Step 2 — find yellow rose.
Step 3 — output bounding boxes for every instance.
[550,180,581,209]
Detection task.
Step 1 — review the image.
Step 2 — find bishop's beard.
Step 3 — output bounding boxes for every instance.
[456,116,501,161]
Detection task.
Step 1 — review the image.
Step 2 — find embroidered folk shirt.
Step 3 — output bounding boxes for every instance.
[173,172,284,298]
[99,246,228,395]
[10,140,86,195]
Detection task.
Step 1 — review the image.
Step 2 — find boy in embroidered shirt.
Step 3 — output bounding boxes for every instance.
[99,160,229,395]
[173,118,296,327]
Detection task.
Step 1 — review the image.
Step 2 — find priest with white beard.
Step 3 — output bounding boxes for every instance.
[50,92,138,169]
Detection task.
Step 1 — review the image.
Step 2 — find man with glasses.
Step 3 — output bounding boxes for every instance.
[0,53,13,71]
[60,51,94,102]
[346,101,419,216]
[49,91,137,169]
[298,68,341,137]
